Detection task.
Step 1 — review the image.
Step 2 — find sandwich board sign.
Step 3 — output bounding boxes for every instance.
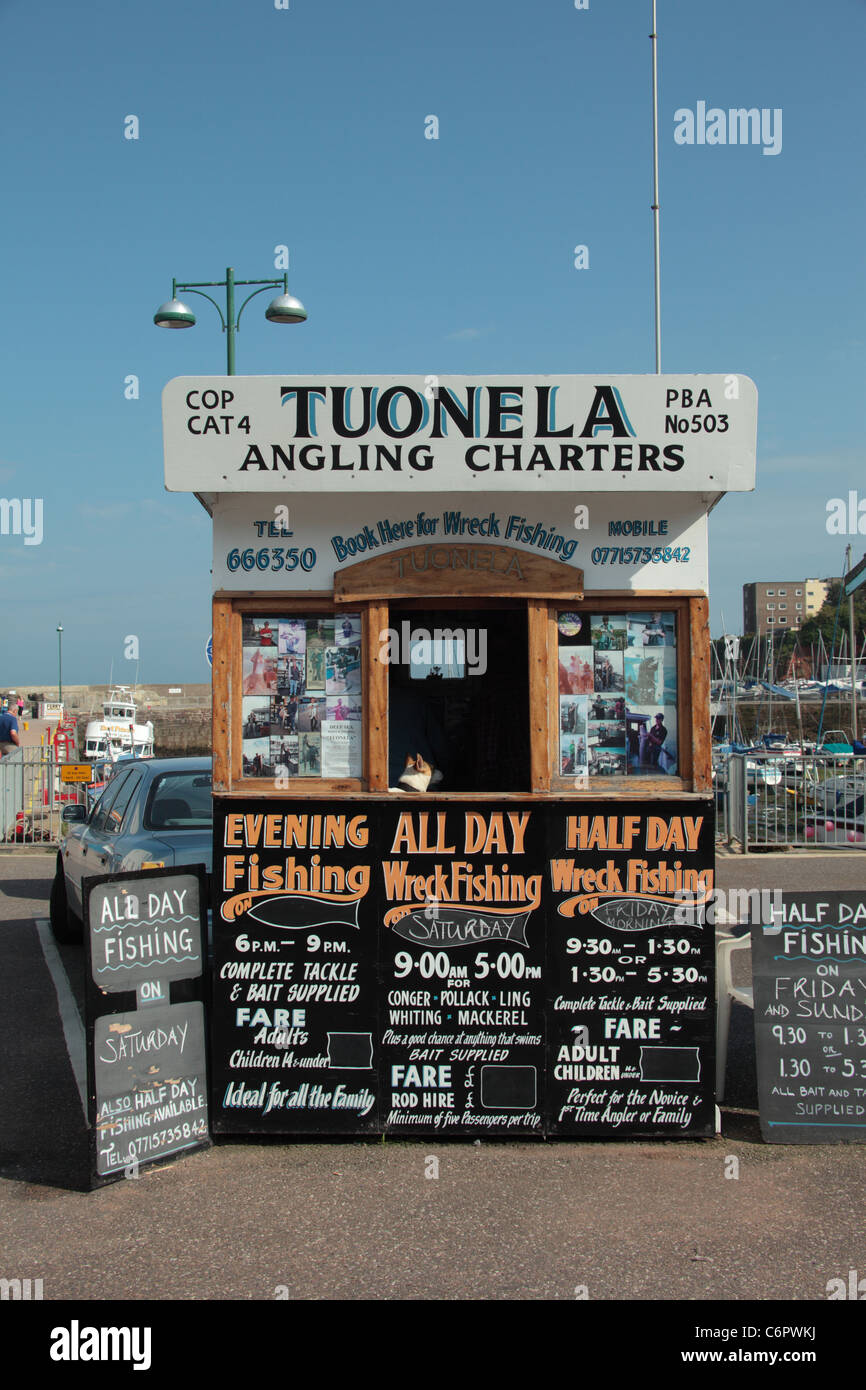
[752,892,866,1143]
[83,865,210,1184]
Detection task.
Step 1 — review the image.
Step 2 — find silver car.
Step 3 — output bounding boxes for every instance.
[50,756,212,943]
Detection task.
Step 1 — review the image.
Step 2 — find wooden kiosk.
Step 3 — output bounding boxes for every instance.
[163,373,756,1138]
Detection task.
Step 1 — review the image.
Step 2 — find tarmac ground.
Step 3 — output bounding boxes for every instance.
[1,847,863,1330]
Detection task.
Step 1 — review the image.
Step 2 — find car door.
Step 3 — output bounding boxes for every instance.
[63,767,138,916]
[98,765,147,870]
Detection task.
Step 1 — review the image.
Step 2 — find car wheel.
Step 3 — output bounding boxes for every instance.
[49,859,82,944]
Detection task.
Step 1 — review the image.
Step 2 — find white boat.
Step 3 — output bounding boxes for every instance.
[82,686,154,761]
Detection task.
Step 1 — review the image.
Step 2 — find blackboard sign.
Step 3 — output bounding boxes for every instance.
[84,867,210,1184]
[211,799,715,1137]
[544,808,715,1136]
[380,806,546,1135]
[752,891,866,1143]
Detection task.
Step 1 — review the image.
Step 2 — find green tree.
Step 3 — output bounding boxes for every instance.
[799,580,866,652]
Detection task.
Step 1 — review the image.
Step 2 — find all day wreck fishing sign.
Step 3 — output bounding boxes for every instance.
[163,375,757,493]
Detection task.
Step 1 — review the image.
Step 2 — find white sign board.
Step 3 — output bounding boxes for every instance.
[212,492,710,593]
[164,375,757,495]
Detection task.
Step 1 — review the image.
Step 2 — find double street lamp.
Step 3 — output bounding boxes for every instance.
[57,624,63,707]
[154,267,307,374]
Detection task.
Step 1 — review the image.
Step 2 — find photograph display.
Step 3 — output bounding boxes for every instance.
[627,611,676,649]
[242,615,363,778]
[305,620,332,693]
[325,640,362,695]
[558,611,678,779]
[591,615,627,650]
[558,644,594,694]
[559,694,588,779]
[277,655,306,699]
[241,736,272,779]
[296,697,327,732]
[270,735,299,778]
[242,616,278,648]
[627,705,678,776]
[624,649,676,705]
[336,615,361,647]
[593,648,624,693]
[279,619,306,656]
[242,696,271,740]
[242,647,277,695]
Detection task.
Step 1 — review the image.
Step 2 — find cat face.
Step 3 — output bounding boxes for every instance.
[398,752,434,792]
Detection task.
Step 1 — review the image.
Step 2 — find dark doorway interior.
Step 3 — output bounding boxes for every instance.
[388,606,530,792]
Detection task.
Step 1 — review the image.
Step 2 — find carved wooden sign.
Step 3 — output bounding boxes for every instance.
[334,543,584,601]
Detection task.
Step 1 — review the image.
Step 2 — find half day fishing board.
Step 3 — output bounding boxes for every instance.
[752,891,866,1143]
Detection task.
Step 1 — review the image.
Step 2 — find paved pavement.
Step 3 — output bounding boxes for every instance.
[1,848,864,1315]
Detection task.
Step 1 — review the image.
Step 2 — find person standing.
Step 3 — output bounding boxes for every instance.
[0,705,20,758]
[646,712,667,765]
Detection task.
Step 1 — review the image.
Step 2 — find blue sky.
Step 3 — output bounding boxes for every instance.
[1,0,864,683]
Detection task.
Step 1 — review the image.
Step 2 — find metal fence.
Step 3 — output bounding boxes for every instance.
[0,749,85,847]
[5,744,863,854]
[715,752,866,852]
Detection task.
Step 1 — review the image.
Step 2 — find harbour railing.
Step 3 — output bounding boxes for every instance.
[0,748,85,848]
[714,751,865,852]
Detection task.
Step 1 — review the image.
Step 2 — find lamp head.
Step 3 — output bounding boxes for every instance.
[265,293,307,325]
[154,299,196,329]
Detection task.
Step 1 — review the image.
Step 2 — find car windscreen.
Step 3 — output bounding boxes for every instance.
[144,771,213,831]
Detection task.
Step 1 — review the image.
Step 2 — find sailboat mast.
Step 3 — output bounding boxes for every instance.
[847,543,858,741]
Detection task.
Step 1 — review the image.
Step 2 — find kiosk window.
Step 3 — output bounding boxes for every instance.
[388,606,530,793]
[241,613,362,780]
[557,609,679,780]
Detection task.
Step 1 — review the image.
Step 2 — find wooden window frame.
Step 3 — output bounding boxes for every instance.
[213,593,371,796]
[546,595,710,797]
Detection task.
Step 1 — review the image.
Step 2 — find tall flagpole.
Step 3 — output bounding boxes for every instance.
[651,0,661,372]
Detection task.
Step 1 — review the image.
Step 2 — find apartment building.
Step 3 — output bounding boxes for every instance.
[742,578,832,636]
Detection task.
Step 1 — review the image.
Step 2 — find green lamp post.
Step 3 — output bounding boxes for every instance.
[154,267,306,373]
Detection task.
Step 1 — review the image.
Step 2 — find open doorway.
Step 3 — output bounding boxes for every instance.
[387,605,530,792]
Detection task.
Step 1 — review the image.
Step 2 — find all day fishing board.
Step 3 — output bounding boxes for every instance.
[84,866,211,1184]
